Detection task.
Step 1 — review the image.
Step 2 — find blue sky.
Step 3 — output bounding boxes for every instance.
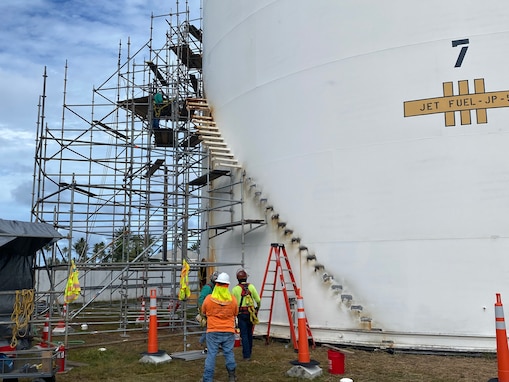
[0,0,199,222]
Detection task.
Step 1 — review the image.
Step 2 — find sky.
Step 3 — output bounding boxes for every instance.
[0,0,200,223]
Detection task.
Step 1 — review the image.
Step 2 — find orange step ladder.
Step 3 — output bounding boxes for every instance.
[259,243,315,351]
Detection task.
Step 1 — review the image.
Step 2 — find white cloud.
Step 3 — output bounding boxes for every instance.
[0,0,188,222]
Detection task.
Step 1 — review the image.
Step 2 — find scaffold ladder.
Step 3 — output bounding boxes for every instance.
[259,243,314,350]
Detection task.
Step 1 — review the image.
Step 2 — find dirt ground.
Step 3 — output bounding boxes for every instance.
[49,329,501,382]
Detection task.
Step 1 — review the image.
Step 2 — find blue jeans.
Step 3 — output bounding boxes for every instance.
[237,313,254,359]
[202,332,236,382]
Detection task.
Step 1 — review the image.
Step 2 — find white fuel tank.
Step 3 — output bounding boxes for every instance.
[202,0,509,351]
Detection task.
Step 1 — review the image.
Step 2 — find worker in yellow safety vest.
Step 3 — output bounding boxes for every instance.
[231,269,260,361]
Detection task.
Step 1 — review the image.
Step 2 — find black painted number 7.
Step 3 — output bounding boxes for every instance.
[452,39,469,68]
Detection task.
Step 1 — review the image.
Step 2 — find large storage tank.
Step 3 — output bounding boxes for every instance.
[201,0,509,351]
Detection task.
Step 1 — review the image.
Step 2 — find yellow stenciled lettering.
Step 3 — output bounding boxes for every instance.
[486,95,497,104]
[419,102,438,111]
[455,97,475,107]
[404,79,509,126]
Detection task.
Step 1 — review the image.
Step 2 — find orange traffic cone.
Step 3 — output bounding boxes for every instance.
[289,294,319,368]
[136,298,146,324]
[494,293,509,382]
[39,313,50,348]
[139,289,171,364]
[147,290,158,354]
[297,295,312,364]
[52,304,67,334]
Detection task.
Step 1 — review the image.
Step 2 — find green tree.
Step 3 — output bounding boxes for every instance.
[189,240,200,252]
[73,237,89,262]
[59,246,68,264]
[110,228,155,262]
[92,242,106,263]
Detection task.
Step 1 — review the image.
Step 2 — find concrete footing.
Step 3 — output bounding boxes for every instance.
[139,350,172,364]
[286,365,323,379]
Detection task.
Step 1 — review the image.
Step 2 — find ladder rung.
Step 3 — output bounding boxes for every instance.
[261,244,314,348]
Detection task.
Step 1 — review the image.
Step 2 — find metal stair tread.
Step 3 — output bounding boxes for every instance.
[197,129,221,136]
[210,152,234,157]
[215,162,242,168]
[212,157,238,163]
[203,140,228,146]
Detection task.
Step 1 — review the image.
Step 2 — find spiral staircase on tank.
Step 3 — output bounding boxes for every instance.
[186,98,241,170]
[185,97,376,335]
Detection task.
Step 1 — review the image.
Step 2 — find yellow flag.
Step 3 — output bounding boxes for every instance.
[64,260,81,304]
[178,259,191,301]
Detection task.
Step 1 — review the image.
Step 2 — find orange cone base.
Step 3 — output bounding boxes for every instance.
[287,363,323,379]
[491,370,509,381]
[139,350,172,364]
[289,359,320,368]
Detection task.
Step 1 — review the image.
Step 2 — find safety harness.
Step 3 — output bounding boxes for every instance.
[238,283,259,324]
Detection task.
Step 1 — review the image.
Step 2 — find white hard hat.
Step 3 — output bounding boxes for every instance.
[216,272,230,285]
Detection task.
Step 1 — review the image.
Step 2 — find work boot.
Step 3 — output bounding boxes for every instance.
[227,368,237,382]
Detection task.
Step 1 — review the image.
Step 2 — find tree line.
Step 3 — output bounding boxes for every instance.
[46,229,154,264]
[45,229,200,265]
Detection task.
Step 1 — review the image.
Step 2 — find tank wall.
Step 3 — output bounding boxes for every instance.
[203,0,509,349]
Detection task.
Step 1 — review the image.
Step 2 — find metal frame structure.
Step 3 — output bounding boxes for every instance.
[29,2,245,343]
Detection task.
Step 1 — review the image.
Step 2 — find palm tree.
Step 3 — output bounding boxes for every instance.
[92,242,106,263]
[110,228,155,262]
[73,237,89,262]
[189,240,200,252]
[61,246,69,264]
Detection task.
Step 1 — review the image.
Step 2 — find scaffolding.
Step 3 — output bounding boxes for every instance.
[29,2,248,345]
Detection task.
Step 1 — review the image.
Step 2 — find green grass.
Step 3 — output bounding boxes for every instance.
[48,329,499,382]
